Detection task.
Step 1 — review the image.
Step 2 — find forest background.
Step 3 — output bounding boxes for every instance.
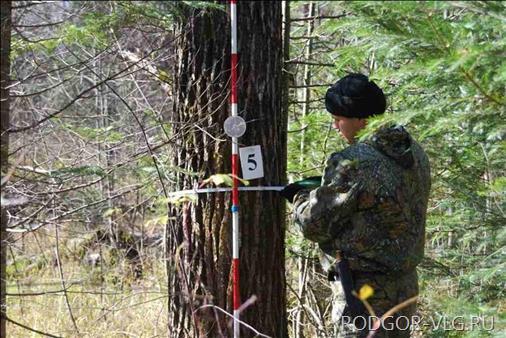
[1,1,504,337]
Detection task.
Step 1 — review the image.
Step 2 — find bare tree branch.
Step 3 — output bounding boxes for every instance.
[6,316,62,338]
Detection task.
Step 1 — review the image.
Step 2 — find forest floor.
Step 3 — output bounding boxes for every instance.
[5,225,505,337]
[6,225,169,337]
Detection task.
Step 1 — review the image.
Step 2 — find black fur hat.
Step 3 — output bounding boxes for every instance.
[325,73,386,118]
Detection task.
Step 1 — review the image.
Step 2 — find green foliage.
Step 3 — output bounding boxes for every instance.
[287,1,505,333]
[113,2,175,30]
[333,0,505,298]
[287,108,345,178]
[11,0,218,59]
[419,294,504,337]
[11,16,110,58]
[346,2,506,316]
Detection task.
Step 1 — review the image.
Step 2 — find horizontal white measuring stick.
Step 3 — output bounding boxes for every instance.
[168,186,285,197]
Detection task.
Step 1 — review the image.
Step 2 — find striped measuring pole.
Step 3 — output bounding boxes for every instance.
[230,1,240,337]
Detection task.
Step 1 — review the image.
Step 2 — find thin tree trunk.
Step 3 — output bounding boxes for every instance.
[295,4,316,336]
[167,2,286,337]
[0,1,12,336]
[299,2,316,167]
[282,0,293,125]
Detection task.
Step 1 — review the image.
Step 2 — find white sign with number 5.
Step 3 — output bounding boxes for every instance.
[239,145,264,180]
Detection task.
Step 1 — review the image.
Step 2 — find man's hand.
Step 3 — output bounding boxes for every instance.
[279,176,322,203]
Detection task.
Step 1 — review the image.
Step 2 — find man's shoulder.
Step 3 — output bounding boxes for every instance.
[323,143,386,187]
[329,142,372,158]
[331,125,430,170]
[327,142,385,169]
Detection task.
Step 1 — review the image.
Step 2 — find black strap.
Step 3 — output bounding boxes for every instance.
[335,259,367,317]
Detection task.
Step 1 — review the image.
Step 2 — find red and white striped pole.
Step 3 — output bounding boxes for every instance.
[230,1,240,337]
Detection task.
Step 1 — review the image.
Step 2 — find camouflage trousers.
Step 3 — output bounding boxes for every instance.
[330,271,418,338]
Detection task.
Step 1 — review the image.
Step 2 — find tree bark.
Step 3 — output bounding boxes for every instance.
[167,2,287,337]
[0,1,12,336]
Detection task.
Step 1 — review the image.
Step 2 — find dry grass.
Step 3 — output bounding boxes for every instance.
[7,264,168,338]
[6,224,169,338]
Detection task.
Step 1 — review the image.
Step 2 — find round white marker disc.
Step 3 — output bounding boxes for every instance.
[224,116,246,138]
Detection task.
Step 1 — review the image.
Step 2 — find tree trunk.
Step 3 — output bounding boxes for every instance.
[0,1,11,336]
[299,2,316,167]
[167,2,287,337]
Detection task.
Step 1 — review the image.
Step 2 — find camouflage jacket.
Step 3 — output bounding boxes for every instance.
[293,125,431,275]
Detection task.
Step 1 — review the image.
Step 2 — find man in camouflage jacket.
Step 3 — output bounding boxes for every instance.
[293,74,431,337]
